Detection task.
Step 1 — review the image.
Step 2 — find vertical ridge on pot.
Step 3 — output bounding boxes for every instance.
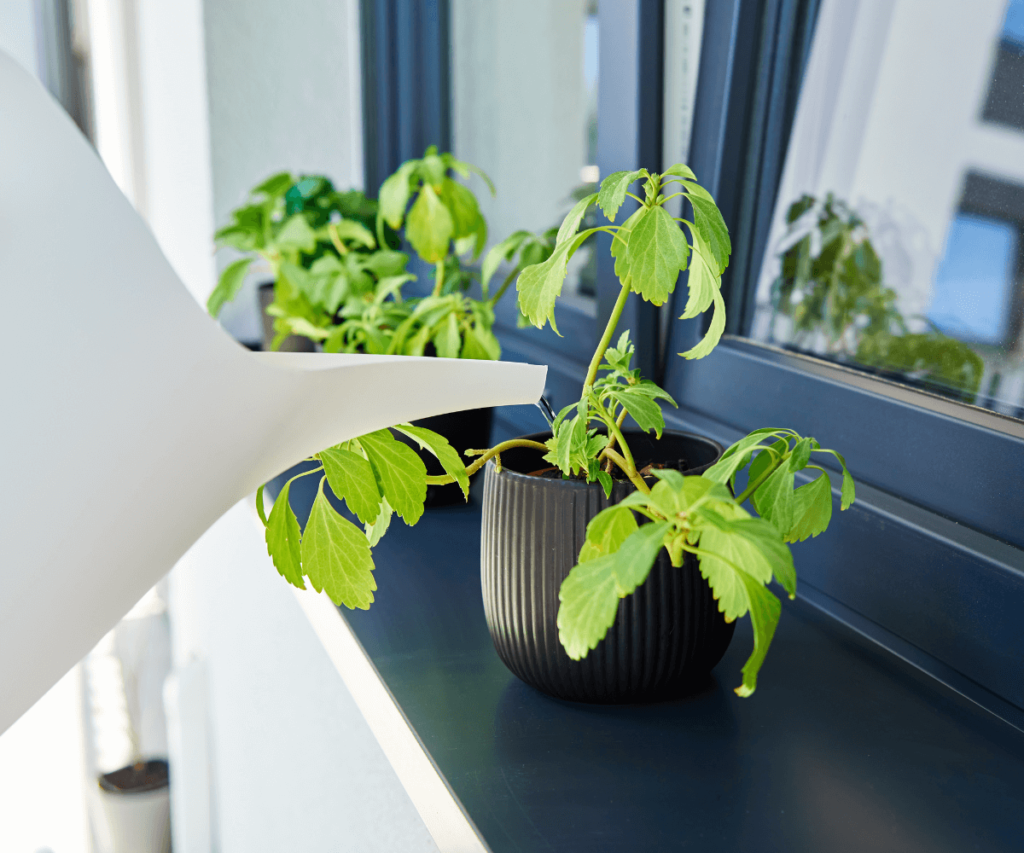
[480,431,737,704]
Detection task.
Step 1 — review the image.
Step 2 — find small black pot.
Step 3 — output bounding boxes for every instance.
[258,282,315,353]
[400,407,494,507]
[480,430,735,703]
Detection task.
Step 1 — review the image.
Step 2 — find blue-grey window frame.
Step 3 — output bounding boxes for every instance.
[665,0,1024,727]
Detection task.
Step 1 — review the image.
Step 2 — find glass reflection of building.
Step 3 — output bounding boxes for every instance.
[752,0,1024,418]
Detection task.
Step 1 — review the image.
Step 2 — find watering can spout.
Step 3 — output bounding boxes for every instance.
[0,51,546,735]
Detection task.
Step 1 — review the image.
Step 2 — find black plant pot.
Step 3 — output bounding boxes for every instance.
[399,407,494,507]
[480,430,735,703]
[258,282,315,353]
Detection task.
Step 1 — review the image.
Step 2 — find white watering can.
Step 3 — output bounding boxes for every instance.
[0,52,546,735]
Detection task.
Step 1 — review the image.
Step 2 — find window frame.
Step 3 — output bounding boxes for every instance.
[663,0,1024,724]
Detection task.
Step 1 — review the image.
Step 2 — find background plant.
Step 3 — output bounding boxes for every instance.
[207,172,412,351]
[376,146,510,360]
[769,193,984,398]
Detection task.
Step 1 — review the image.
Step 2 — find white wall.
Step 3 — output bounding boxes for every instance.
[0,9,92,851]
[203,0,365,342]
[168,501,439,853]
[0,0,37,74]
[113,1,438,849]
[450,0,589,249]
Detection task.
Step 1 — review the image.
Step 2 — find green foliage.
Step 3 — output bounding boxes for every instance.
[302,481,377,609]
[209,157,508,362]
[770,193,984,400]
[376,145,492,265]
[515,165,729,356]
[247,158,855,703]
[560,427,856,696]
[540,332,676,488]
[855,329,985,401]
[257,424,469,609]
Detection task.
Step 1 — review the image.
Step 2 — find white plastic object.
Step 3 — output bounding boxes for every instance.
[0,52,546,735]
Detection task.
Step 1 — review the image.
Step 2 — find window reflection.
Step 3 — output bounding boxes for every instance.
[750,0,1024,418]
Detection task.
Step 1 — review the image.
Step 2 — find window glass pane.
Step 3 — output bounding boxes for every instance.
[749,0,1024,418]
[450,0,599,311]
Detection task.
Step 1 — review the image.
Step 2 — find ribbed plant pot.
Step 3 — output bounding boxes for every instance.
[481,430,735,703]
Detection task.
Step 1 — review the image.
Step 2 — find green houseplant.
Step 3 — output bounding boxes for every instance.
[206,172,413,352]
[769,193,984,400]
[257,165,856,700]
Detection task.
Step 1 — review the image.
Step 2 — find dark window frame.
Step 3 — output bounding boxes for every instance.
[663,0,1024,725]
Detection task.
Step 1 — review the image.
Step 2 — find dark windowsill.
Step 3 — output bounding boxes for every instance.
[325,480,1024,852]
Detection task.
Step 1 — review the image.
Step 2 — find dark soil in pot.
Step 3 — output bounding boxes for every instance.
[481,429,735,704]
[399,407,494,507]
[98,759,169,794]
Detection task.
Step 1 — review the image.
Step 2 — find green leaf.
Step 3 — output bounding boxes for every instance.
[703,428,794,486]
[439,178,482,238]
[699,508,796,597]
[678,225,720,320]
[278,259,315,300]
[557,192,599,242]
[275,214,318,253]
[365,497,393,546]
[255,484,268,526]
[683,182,731,273]
[753,461,796,535]
[596,471,613,498]
[460,323,501,360]
[406,184,454,263]
[597,170,644,221]
[678,289,726,360]
[394,424,470,498]
[612,521,672,593]
[733,572,782,697]
[557,553,621,659]
[610,207,645,287]
[819,449,856,510]
[319,446,382,526]
[605,386,665,437]
[378,161,416,228]
[696,505,770,618]
[558,521,671,659]
[364,250,409,276]
[647,474,726,518]
[516,238,573,333]
[265,479,305,589]
[357,429,427,525]
[578,505,639,563]
[787,472,833,543]
[330,219,376,249]
[744,440,788,498]
[253,172,294,198]
[618,206,688,305]
[301,482,376,609]
[481,230,531,290]
[433,311,461,358]
[207,258,252,317]
[662,163,697,181]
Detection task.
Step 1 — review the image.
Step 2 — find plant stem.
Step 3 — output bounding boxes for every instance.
[735,452,788,505]
[432,260,445,297]
[423,438,549,485]
[600,408,629,472]
[489,267,518,307]
[327,224,349,257]
[583,284,631,392]
[603,447,651,495]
